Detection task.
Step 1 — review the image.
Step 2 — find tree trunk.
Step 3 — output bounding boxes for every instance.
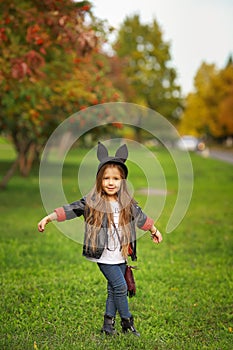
[19,142,37,177]
[0,142,37,189]
[0,156,20,190]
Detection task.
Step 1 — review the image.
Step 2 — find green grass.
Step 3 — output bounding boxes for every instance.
[0,144,232,350]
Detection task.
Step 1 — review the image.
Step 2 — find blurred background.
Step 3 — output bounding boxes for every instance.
[0,0,232,187]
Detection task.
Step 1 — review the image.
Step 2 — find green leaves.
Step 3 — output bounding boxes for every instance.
[113,14,182,120]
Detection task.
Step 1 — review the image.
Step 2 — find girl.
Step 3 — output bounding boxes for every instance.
[38,142,162,336]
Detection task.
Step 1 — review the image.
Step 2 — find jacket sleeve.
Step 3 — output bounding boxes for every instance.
[54,197,86,222]
[132,203,154,231]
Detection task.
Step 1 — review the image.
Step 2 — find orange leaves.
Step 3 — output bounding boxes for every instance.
[4,16,11,25]
[0,27,7,42]
[26,24,50,50]
[80,5,91,12]
[36,38,43,45]
[112,122,123,129]
[26,24,40,43]
[219,94,233,134]
[73,57,83,64]
[29,109,40,125]
[0,15,12,42]
[75,1,91,12]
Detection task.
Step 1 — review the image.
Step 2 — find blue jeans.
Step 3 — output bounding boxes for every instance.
[98,262,131,319]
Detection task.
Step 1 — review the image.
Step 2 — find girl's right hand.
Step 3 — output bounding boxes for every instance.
[38,216,50,232]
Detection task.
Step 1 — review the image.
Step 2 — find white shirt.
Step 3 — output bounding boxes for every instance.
[86,201,125,264]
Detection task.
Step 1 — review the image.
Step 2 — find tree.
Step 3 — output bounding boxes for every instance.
[0,0,121,188]
[217,58,233,137]
[112,14,182,121]
[179,59,233,139]
[179,63,219,137]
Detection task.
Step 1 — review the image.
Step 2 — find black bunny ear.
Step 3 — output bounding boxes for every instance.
[115,144,128,162]
[97,142,109,161]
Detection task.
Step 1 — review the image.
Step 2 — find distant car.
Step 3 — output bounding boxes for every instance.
[177,136,205,151]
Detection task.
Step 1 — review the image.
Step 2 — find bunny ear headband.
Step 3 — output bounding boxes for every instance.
[97,142,128,178]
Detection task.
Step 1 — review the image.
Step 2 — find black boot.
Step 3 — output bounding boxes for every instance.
[121,316,140,337]
[101,315,116,335]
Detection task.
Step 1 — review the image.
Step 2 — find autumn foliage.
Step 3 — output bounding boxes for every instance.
[0,2,232,189]
[0,0,121,186]
[179,59,233,139]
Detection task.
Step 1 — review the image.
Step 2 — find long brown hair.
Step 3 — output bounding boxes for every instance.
[85,163,136,258]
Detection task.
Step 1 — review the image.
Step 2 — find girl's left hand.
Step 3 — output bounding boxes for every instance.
[151,230,163,244]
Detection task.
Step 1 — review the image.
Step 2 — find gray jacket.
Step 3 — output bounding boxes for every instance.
[55,197,153,261]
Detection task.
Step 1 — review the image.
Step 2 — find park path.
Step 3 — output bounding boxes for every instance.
[208,149,233,164]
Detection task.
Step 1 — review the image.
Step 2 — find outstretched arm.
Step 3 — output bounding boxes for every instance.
[38,212,58,232]
[149,225,163,244]
[132,204,163,244]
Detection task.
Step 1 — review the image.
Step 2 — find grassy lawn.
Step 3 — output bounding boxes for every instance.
[0,144,232,350]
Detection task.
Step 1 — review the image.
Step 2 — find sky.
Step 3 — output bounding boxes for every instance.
[92,0,233,95]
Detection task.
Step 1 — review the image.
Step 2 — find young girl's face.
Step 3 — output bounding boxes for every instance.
[102,166,122,200]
